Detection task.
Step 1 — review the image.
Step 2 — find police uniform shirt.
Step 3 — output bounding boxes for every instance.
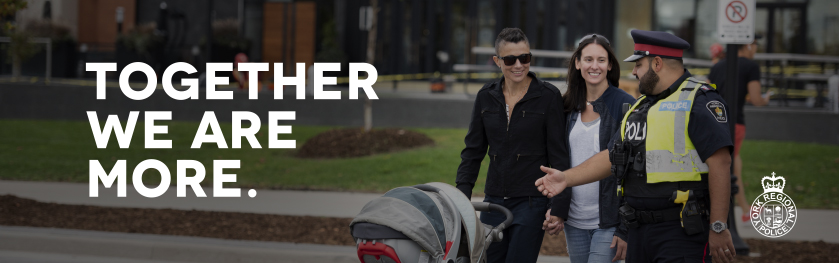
[608,69,734,178]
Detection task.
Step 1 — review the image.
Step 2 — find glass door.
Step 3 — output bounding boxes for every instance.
[755,2,807,54]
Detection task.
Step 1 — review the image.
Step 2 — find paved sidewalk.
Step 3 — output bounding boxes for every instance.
[0,226,358,263]
[2,180,838,263]
[2,180,837,243]
[0,226,571,263]
[0,180,385,218]
[0,180,571,263]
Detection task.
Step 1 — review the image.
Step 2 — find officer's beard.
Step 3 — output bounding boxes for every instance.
[638,65,660,96]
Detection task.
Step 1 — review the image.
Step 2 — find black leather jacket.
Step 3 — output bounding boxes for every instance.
[551,85,636,240]
[456,73,569,199]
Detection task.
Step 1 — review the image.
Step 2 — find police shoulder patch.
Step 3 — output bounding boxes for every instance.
[706,101,727,123]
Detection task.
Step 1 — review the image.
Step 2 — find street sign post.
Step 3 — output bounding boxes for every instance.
[718,0,755,256]
[718,0,756,44]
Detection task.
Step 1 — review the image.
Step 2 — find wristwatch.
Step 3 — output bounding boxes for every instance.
[710,220,727,233]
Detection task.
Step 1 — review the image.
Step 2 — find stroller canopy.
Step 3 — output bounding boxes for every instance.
[425,182,486,259]
[351,183,489,263]
[351,186,449,258]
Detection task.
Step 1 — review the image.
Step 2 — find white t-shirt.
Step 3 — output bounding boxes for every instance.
[566,115,601,229]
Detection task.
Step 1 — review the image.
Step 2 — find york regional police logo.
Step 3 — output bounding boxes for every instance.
[705,101,727,123]
[750,172,797,238]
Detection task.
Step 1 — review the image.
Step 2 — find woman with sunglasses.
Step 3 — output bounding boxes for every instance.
[456,28,569,263]
[542,34,636,263]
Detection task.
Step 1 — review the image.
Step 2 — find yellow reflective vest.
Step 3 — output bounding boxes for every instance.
[620,77,713,184]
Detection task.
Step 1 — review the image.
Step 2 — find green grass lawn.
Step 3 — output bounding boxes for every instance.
[0,119,486,193]
[1,119,837,209]
[739,140,839,209]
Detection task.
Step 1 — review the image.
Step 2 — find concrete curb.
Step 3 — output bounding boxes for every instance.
[0,250,189,263]
[0,226,571,263]
[0,226,358,263]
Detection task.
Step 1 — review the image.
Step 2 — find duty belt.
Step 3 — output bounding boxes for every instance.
[620,190,709,236]
[638,207,682,223]
[622,177,709,198]
[621,205,682,227]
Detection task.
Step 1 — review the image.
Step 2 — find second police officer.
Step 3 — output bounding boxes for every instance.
[536,30,737,263]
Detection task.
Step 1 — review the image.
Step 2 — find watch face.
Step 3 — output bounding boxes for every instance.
[712,221,725,232]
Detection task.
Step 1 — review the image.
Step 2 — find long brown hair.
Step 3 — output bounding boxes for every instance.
[564,34,620,112]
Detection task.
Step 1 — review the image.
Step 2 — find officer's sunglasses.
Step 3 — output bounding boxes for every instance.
[496,53,532,66]
[579,34,611,46]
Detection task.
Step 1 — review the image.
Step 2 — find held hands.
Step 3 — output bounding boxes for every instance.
[535,165,567,198]
[709,229,736,263]
[542,209,564,235]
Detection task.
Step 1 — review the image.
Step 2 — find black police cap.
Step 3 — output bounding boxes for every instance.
[624,30,691,62]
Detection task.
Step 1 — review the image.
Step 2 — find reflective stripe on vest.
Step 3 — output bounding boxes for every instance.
[620,77,712,184]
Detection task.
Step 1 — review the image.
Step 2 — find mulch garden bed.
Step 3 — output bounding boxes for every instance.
[2,195,837,262]
[296,128,434,159]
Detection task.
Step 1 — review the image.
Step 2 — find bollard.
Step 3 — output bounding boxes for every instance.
[443,74,456,93]
[730,174,750,256]
[430,79,445,93]
[829,75,839,114]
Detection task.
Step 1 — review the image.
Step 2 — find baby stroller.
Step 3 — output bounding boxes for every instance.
[350,182,513,263]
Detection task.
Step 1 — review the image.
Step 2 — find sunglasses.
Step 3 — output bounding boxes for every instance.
[578,34,611,46]
[496,53,532,66]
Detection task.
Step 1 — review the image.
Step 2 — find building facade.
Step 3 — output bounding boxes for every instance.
[6,0,838,78]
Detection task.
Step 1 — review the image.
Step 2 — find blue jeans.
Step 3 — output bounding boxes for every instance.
[480,195,548,263]
[564,224,618,263]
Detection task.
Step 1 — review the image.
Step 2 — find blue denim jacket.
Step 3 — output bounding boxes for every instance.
[550,85,636,239]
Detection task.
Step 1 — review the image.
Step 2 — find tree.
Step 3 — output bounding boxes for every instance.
[1,0,37,80]
[0,0,27,20]
[363,0,378,132]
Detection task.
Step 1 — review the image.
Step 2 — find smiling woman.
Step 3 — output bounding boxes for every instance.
[455,27,569,263]
[563,34,622,114]
[546,33,636,263]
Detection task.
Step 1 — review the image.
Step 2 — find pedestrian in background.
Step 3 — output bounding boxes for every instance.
[456,27,569,263]
[710,43,725,64]
[542,33,635,263]
[707,36,771,225]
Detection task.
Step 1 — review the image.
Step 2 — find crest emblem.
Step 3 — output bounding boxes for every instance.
[705,101,727,123]
[750,172,797,238]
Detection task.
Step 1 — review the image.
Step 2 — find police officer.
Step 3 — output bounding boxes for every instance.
[536,30,736,263]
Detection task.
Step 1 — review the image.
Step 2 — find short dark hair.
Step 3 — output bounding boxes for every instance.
[495,28,530,55]
[737,39,759,51]
[647,56,683,68]
[670,57,684,65]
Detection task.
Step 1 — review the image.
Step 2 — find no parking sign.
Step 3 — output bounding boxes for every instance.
[718,0,755,44]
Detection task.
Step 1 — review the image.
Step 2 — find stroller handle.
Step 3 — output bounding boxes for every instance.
[471,202,513,231]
